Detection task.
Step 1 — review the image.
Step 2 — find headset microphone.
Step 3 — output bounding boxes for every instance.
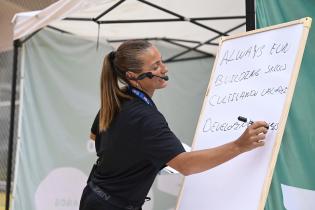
[136,72,169,81]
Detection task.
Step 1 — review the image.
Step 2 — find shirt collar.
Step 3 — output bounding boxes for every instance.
[128,86,156,108]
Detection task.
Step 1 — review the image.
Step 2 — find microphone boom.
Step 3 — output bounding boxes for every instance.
[137,72,169,81]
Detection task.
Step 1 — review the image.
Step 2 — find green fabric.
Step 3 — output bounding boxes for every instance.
[13,29,109,210]
[256,1,315,209]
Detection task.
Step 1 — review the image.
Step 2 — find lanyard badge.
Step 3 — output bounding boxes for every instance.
[129,87,153,107]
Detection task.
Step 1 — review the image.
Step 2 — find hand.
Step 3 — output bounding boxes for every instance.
[234,121,269,153]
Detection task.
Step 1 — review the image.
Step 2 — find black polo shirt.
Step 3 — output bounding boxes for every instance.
[90,89,185,205]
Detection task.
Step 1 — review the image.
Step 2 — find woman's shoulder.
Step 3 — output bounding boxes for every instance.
[122,97,156,115]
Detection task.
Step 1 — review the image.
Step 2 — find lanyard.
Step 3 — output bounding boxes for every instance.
[129,86,154,107]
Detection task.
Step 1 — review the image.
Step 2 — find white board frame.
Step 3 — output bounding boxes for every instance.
[176,17,312,210]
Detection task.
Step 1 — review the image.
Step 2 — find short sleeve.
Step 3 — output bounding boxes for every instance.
[91,111,99,135]
[140,111,185,169]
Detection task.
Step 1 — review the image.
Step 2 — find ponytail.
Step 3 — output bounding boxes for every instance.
[99,40,153,132]
[99,53,130,132]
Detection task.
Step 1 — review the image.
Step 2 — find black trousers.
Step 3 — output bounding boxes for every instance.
[79,185,143,210]
[79,185,124,210]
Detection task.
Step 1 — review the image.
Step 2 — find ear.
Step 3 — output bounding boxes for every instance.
[126,71,137,80]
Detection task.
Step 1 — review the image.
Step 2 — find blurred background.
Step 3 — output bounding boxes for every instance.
[0,1,57,209]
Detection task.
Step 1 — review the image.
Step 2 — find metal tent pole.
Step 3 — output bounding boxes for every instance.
[164,22,246,62]
[5,39,20,210]
[246,0,256,31]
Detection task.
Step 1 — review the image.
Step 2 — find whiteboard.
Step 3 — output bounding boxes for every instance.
[176,18,312,210]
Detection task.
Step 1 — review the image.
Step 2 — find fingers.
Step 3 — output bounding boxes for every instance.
[247,122,268,145]
[254,127,268,135]
[250,121,269,129]
[253,140,265,147]
[236,120,269,152]
[251,133,266,142]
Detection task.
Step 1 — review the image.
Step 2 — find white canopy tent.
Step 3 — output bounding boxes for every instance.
[7,0,255,210]
[12,0,252,61]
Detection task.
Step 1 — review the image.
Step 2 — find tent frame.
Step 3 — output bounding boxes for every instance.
[5,0,255,209]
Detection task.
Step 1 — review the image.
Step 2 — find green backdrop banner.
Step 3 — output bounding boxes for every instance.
[256,1,315,210]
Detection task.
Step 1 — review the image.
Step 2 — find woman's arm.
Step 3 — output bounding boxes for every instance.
[167,121,268,176]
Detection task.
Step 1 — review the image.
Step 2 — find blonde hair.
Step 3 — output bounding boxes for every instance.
[99,40,152,132]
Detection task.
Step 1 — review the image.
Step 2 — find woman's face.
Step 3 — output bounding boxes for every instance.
[130,46,168,95]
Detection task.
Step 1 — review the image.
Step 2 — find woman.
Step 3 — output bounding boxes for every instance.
[79,40,268,210]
